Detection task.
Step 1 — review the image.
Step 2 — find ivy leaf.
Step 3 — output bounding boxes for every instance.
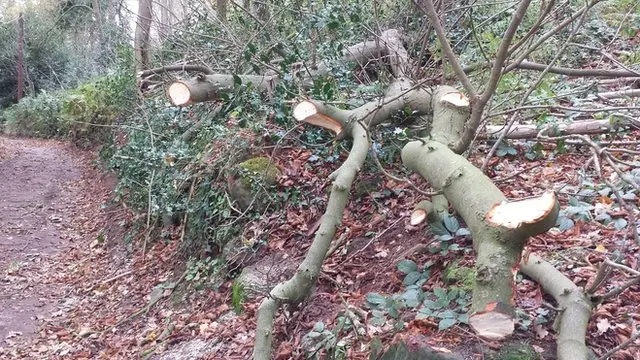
[448,244,462,251]
[456,227,471,236]
[397,259,418,274]
[434,288,448,300]
[622,192,637,200]
[430,221,450,236]
[568,196,580,206]
[401,288,422,308]
[366,293,386,306]
[443,215,460,233]
[416,307,434,319]
[613,218,627,230]
[595,213,611,224]
[557,216,574,231]
[369,316,385,326]
[403,271,423,286]
[598,187,612,196]
[422,299,443,310]
[439,234,454,241]
[232,74,242,86]
[438,318,457,331]
[314,321,325,332]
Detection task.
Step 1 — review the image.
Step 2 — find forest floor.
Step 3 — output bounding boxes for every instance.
[0,135,638,360]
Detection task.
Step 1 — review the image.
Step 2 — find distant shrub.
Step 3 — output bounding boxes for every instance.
[1,72,135,146]
[2,91,69,138]
[62,73,135,147]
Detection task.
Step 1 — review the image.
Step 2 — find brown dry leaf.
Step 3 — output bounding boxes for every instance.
[534,324,549,339]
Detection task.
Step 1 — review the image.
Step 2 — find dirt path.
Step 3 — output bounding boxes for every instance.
[0,137,82,345]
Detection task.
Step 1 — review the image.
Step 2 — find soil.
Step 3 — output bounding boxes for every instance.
[0,137,82,345]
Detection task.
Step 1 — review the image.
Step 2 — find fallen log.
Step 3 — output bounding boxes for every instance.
[484,119,628,139]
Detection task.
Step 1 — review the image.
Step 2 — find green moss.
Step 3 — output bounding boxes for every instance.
[494,344,539,360]
[231,280,245,315]
[443,260,475,291]
[238,156,281,187]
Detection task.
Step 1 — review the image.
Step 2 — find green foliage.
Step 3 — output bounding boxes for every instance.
[185,257,223,290]
[3,91,69,137]
[556,170,638,232]
[2,70,134,143]
[302,317,356,360]
[496,141,518,157]
[428,214,471,256]
[231,281,245,314]
[61,73,135,146]
[366,259,469,333]
[494,343,540,360]
[416,287,470,331]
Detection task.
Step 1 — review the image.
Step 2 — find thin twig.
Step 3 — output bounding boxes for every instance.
[597,326,640,360]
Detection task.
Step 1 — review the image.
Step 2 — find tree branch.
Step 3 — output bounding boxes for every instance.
[417,0,476,97]
[138,64,214,78]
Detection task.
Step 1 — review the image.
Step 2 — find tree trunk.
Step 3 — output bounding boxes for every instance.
[134,0,153,73]
[92,0,104,44]
[16,12,24,101]
[254,0,268,22]
[216,0,227,23]
[158,0,172,40]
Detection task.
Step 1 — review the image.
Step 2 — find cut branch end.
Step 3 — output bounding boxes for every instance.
[486,191,558,231]
[293,101,344,135]
[410,200,434,225]
[168,82,191,106]
[469,303,515,340]
[440,91,470,108]
[410,209,427,225]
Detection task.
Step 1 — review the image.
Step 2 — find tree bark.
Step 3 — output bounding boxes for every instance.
[92,0,104,44]
[162,29,410,100]
[520,255,594,360]
[16,12,24,101]
[134,0,153,73]
[167,74,278,106]
[158,0,172,40]
[484,119,628,139]
[253,0,268,22]
[402,139,559,339]
[216,0,227,23]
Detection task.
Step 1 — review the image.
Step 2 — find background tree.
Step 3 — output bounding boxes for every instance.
[134,0,153,73]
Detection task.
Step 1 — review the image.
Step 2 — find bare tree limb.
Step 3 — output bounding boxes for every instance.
[139,64,214,78]
[418,0,476,97]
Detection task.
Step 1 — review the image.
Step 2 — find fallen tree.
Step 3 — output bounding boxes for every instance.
[145,7,640,357]
[164,29,410,106]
